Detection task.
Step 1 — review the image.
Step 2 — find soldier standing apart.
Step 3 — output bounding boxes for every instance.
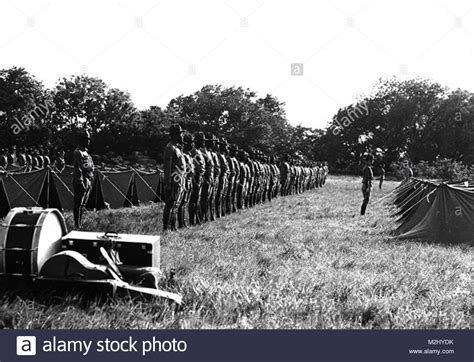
[162,124,185,231]
[379,163,385,190]
[73,130,94,229]
[402,160,413,182]
[323,161,329,185]
[189,133,205,226]
[360,154,374,216]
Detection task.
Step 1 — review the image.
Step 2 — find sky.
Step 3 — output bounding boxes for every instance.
[0,0,472,129]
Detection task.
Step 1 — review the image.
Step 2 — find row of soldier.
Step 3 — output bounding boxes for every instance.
[163,125,328,231]
[0,146,66,172]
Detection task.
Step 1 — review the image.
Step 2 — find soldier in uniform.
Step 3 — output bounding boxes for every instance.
[273,156,281,199]
[208,134,221,221]
[216,138,229,218]
[162,124,185,231]
[53,149,66,173]
[379,163,385,190]
[360,154,374,216]
[244,151,254,208]
[323,161,329,186]
[237,150,249,209]
[178,133,194,228]
[226,145,239,214]
[17,147,27,169]
[280,157,290,196]
[402,160,413,182]
[8,146,18,167]
[43,148,51,168]
[199,133,214,222]
[248,151,258,207]
[0,149,7,170]
[34,149,43,169]
[25,148,33,171]
[189,132,205,225]
[73,130,94,229]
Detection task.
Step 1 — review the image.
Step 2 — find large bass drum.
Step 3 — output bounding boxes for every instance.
[0,207,67,277]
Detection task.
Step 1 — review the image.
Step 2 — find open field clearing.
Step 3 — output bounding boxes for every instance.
[0,175,471,329]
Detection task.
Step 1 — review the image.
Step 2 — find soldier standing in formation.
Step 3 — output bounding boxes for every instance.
[162,125,329,231]
[162,124,185,231]
[178,133,195,229]
[209,135,221,221]
[226,146,239,214]
[216,138,229,218]
[188,133,205,226]
[73,129,94,229]
[0,149,7,170]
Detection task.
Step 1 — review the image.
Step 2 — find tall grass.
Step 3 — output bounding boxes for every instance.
[0,176,470,329]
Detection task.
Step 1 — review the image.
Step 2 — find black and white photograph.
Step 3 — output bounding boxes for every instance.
[0,0,472,361]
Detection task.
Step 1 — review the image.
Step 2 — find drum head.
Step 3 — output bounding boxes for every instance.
[37,211,65,272]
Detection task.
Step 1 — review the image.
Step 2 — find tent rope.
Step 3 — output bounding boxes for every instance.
[394,184,429,210]
[4,171,42,206]
[132,168,164,203]
[396,187,437,219]
[97,169,135,206]
[50,169,74,197]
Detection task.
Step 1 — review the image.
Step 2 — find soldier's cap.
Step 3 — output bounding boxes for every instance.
[169,124,184,135]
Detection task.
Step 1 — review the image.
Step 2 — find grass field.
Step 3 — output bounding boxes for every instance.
[0,175,471,329]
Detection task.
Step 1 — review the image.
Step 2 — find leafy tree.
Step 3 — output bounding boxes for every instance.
[0,67,52,148]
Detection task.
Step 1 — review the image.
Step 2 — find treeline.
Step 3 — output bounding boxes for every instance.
[318,78,474,174]
[0,67,472,175]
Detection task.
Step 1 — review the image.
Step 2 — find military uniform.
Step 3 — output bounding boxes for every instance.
[54,151,66,173]
[226,147,239,213]
[73,130,94,228]
[162,125,186,231]
[280,161,290,196]
[216,139,229,218]
[189,134,205,225]
[403,165,413,181]
[379,165,385,190]
[17,149,27,169]
[178,148,194,228]
[209,136,221,221]
[8,147,17,167]
[361,157,374,216]
[0,150,7,170]
[200,135,214,222]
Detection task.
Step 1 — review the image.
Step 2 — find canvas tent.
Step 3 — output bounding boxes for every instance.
[393,179,474,243]
[0,168,164,217]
